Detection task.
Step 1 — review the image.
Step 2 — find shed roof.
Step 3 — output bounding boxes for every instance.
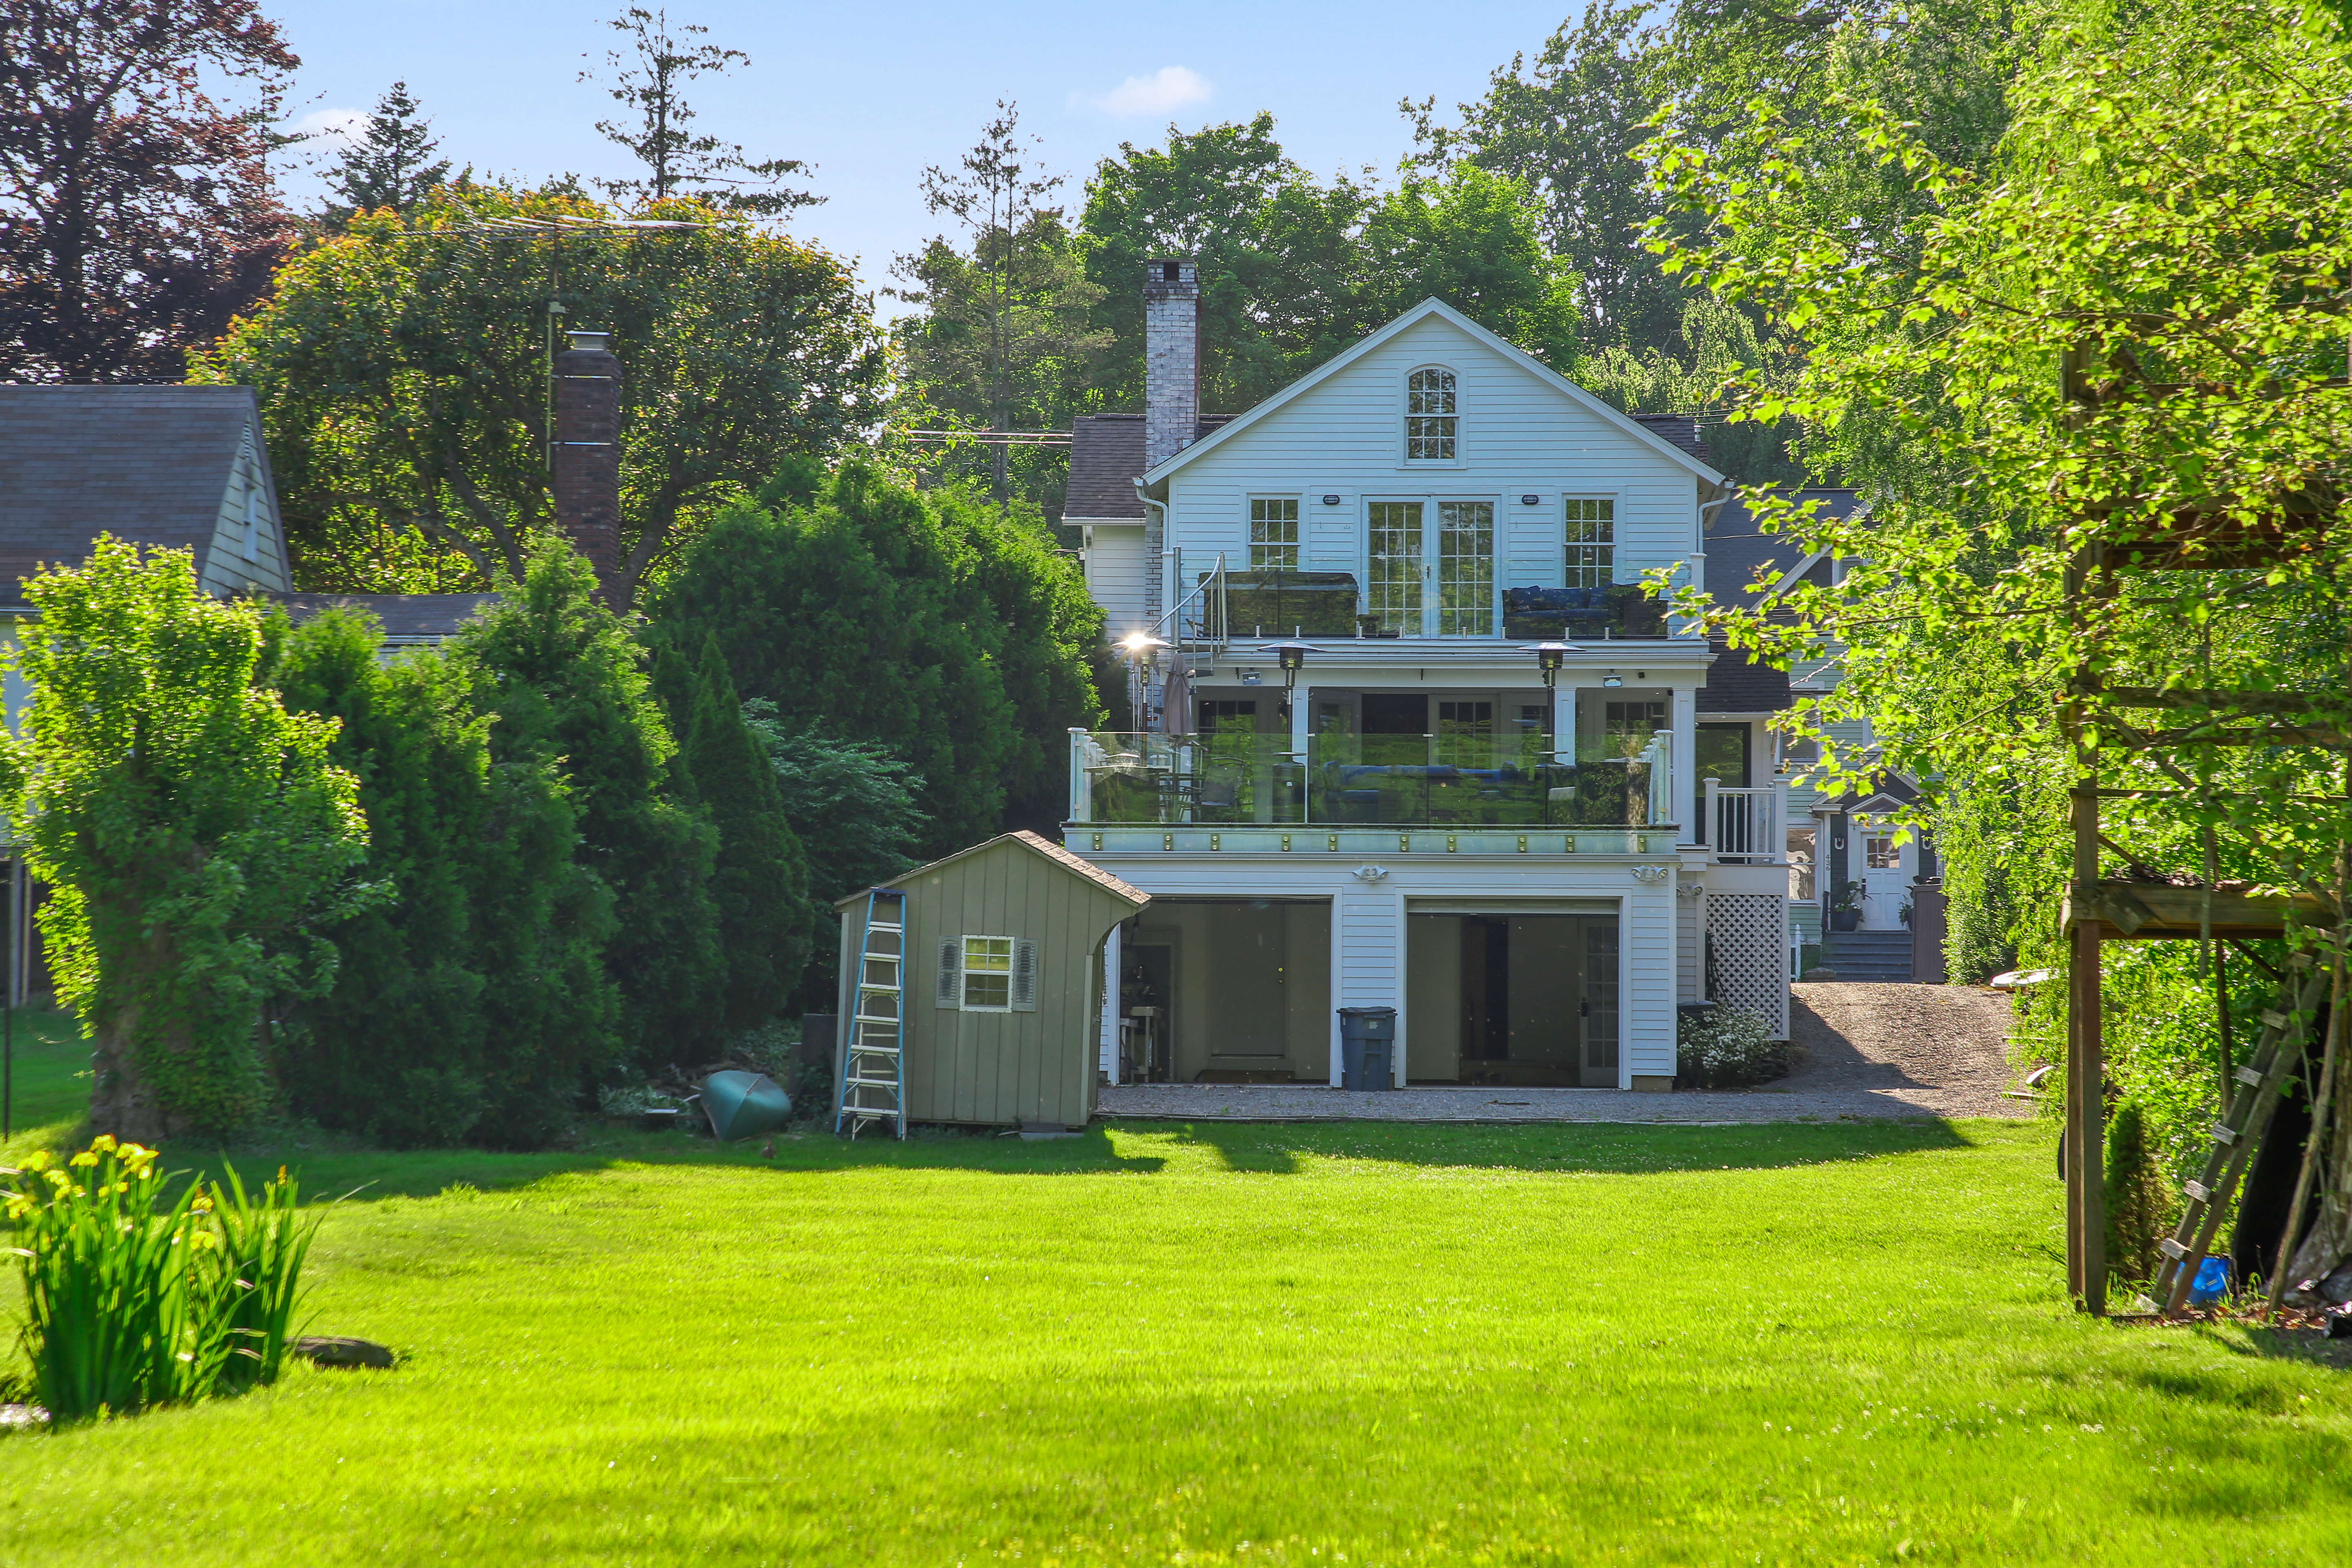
[1065,413,1236,522]
[1696,488,1863,713]
[836,829,1151,911]
[0,383,279,603]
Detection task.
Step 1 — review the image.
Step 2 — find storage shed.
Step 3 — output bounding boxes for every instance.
[833,830,1148,1134]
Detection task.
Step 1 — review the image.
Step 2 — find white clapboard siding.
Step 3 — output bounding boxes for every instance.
[1083,526,1149,637]
[1166,314,1700,590]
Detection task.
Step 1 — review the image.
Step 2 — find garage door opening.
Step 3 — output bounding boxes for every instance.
[1405,913,1619,1087]
[1117,898,1332,1084]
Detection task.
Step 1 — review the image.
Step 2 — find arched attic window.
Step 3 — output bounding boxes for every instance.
[1407,367,1457,460]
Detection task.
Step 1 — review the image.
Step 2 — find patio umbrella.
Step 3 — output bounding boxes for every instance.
[1159,659,1193,734]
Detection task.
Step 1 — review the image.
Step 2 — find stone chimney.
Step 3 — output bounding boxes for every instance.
[1143,258,1200,470]
[553,327,624,604]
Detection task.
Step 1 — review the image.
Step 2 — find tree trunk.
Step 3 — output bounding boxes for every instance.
[89,1008,174,1146]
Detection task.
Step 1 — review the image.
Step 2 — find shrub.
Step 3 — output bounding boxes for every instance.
[4,1137,318,1423]
[1677,1006,1785,1089]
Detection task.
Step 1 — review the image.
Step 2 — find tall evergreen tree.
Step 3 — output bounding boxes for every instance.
[273,607,617,1148]
[454,533,723,1069]
[579,5,817,215]
[321,82,455,227]
[664,636,813,1033]
[646,459,1102,856]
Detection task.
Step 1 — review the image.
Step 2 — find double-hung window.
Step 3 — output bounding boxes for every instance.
[1407,368,1457,460]
[1249,498,1299,570]
[1565,499,1614,588]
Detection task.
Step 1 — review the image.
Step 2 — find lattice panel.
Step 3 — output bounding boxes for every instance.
[1708,893,1791,1040]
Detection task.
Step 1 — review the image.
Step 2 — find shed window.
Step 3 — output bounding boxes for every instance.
[947,934,1037,1012]
[1407,368,1457,460]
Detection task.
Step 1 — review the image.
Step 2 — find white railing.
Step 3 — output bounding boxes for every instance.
[1153,550,1228,659]
[1704,779,1782,864]
[1644,731,1674,828]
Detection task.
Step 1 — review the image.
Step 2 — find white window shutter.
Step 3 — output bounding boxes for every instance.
[936,938,961,1008]
[1012,939,1038,1011]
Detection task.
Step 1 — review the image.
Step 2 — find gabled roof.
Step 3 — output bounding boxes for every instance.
[835,829,1151,911]
[1139,298,1728,490]
[0,384,287,603]
[1066,413,1234,522]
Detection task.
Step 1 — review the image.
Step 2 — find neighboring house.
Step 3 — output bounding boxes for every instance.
[1702,491,1935,981]
[0,385,494,730]
[1062,261,1801,1091]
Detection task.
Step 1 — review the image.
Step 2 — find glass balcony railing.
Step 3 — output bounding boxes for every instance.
[1069,729,1674,830]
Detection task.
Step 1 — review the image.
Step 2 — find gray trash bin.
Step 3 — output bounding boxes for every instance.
[1337,1006,1397,1090]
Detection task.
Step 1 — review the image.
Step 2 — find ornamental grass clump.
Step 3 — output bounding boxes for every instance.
[3,1136,318,1423]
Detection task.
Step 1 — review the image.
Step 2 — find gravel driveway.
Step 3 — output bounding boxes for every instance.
[1094,983,2030,1125]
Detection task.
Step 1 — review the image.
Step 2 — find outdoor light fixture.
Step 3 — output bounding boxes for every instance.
[1321,494,1342,506]
[1520,493,1541,506]
[1240,669,1263,686]
[1259,640,1320,718]
[1120,632,1171,659]
[1519,641,1583,690]
[1602,669,1624,688]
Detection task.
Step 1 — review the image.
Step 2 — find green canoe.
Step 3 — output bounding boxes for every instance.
[698,1070,793,1141]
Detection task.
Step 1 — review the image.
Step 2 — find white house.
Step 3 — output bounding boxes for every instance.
[1063,261,1804,1091]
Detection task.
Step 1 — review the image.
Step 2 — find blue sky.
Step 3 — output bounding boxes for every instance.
[271,0,1573,311]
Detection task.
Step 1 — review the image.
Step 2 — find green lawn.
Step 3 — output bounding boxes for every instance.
[2,1041,2348,1564]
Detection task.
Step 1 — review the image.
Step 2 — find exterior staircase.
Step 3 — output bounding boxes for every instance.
[1823,929,1914,983]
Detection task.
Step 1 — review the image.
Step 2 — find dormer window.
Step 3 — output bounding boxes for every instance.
[1406,368,1457,460]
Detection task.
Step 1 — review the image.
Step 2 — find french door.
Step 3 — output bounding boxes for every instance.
[1367,499,1495,635]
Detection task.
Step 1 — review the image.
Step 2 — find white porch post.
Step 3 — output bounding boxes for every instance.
[1101,922,1123,1084]
[1671,684,1698,846]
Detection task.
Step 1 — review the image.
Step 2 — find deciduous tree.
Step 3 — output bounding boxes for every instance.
[0,0,298,381]
[191,185,887,600]
[0,539,372,1140]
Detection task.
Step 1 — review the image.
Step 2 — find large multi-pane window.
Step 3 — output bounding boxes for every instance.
[1248,498,1299,570]
[1435,501,1494,635]
[1436,699,1493,765]
[1565,498,1614,588]
[1368,501,1423,632]
[1407,368,1457,459]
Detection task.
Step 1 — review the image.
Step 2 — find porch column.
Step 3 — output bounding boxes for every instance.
[1671,684,1698,846]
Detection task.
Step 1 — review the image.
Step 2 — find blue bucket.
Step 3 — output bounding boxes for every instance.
[2187,1255,2231,1308]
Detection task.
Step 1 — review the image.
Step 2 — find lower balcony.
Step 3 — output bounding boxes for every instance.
[1067,729,1677,842]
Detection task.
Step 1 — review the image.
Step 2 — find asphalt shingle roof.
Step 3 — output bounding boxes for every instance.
[0,384,264,601]
[275,592,498,642]
[1065,413,1234,522]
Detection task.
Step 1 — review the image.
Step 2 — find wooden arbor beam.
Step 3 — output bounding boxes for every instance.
[2061,879,2324,941]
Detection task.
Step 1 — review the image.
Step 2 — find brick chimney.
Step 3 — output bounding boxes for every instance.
[553,328,623,604]
[1143,258,1200,470]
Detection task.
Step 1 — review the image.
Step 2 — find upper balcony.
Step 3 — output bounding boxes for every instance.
[1167,562,1676,652]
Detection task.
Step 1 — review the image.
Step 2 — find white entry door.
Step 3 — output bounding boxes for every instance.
[1858,826,1915,930]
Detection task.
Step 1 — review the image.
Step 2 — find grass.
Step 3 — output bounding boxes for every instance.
[0,1030,2348,1563]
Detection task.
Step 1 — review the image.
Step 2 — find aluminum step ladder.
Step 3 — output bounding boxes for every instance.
[835,889,908,1139]
[2150,954,2325,1313]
